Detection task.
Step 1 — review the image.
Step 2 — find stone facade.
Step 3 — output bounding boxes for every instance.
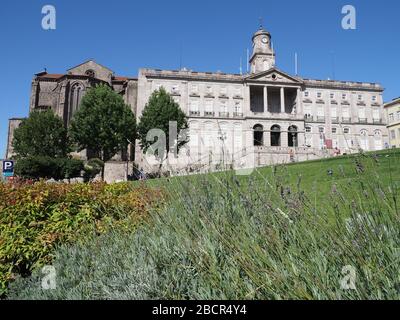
[6,26,390,180]
[384,97,400,148]
[135,26,389,173]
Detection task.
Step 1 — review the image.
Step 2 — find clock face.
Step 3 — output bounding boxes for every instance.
[262,37,268,44]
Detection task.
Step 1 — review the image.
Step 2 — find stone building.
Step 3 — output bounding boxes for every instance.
[6,60,138,181]
[6,25,390,179]
[136,26,389,173]
[384,97,400,148]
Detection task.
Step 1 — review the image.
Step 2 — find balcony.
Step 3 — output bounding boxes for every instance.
[358,118,368,124]
[233,112,243,118]
[316,116,325,122]
[204,111,215,117]
[342,117,351,123]
[373,119,383,124]
[189,111,200,117]
[219,112,230,118]
[331,117,339,124]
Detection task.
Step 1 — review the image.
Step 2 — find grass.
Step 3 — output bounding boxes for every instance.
[6,149,400,300]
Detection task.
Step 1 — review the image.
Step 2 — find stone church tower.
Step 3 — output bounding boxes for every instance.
[249,25,276,73]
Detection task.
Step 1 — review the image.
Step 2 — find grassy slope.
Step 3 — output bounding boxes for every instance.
[144,148,400,214]
[7,149,400,299]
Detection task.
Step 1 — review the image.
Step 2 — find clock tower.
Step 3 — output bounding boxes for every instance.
[249,25,275,74]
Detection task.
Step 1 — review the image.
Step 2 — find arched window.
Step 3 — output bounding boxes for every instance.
[359,129,369,150]
[253,124,264,146]
[374,130,382,150]
[270,125,281,147]
[288,125,298,147]
[69,82,85,122]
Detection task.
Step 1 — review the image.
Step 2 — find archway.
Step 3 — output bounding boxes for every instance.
[288,125,298,147]
[253,124,264,146]
[271,125,281,147]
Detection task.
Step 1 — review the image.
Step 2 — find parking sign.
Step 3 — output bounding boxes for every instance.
[3,160,14,177]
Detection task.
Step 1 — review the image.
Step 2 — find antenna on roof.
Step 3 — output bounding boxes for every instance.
[239,57,243,75]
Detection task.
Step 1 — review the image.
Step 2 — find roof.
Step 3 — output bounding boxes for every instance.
[384,97,400,108]
[37,73,65,80]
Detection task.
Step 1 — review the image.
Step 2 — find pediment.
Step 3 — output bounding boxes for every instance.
[246,68,303,85]
[67,60,113,83]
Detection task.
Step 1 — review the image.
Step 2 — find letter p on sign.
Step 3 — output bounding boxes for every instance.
[3,160,14,177]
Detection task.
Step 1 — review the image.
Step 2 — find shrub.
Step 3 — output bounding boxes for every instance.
[14,156,84,180]
[0,181,165,297]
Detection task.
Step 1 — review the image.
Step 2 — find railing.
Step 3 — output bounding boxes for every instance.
[316,116,325,122]
[331,117,339,123]
[358,118,368,123]
[373,119,383,124]
[189,111,200,116]
[233,112,244,118]
[219,112,230,118]
[204,111,215,116]
[342,117,351,123]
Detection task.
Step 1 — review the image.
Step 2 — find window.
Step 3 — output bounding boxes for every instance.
[172,84,179,93]
[317,106,324,117]
[342,93,347,100]
[234,87,241,96]
[205,100,213,113]
[189,100,199,112]
[332,127,337,134]
[191,84,198,93]
[206,86,213,95]
[391,130,396,139]
[305,126,312,133]
[342,107,350,118]
[270,125,281,147]
[304,91,309,97]
[220,100,228,113]
[372,95,377,102]
[373,108,380,120]
[253,124,264,146]
[358,107,366,119]
[220,86,227,96]
[331,107,337,118]
[288,126,298,147]
[397,111,400,120]
[343,127,350,134]
[358,94,363,101]
[319,127,325,133]
[317,92,322,98]
[234,101,242,114]
[330,93,335,99]
[389,113,394,122]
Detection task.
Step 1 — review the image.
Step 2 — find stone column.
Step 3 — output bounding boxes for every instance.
[263,86,268,113]
[296,88,301,115]
[244,84,250,116]
[280,87,285,113]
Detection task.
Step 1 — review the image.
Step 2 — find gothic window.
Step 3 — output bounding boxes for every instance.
[270,125,281,147]
[69,82,85,122]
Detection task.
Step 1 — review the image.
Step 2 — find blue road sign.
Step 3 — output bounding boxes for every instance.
[2,160,14,177]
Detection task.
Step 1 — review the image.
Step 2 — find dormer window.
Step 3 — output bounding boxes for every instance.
[85,69,95,78]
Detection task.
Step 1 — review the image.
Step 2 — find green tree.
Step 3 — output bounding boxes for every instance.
[137,87,188,171]
[12,110,70,159]
[69,84,136,178]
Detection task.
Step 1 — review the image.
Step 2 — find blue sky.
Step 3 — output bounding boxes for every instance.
[0,0,399,157]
